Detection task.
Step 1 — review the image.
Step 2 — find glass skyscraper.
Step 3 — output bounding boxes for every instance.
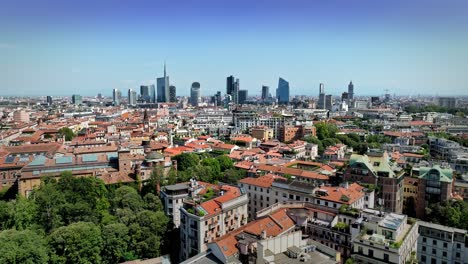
[276,77,290,104]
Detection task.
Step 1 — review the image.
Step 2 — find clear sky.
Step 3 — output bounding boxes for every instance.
[1,0,468,97]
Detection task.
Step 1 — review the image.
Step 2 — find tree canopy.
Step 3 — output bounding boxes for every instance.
[0,171,170,263]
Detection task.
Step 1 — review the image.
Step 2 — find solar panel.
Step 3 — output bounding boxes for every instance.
[4,156,15,163]
[55,156,73,164]
[82,154,98,162]
[30,156,46,166]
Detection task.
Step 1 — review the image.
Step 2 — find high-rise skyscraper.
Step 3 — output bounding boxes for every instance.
[318,83,326,109]
[215,91,222,106]
[325,95,333,110]
[348,81,354,100]
[226,75,235,95]
[140,85,150,103]
[128,89,137,106]
[46,96,52,105]
[341,92,349,101]
[113,89,122,106]
[149,84,156,103]
[261,86,269,100]
[276,78,290,104]
[232,78,240,104]
[190,82,201,106]
[157,63,170,103]
[72,94,82,105]
[238,90,248,104]
[169,85,177,103]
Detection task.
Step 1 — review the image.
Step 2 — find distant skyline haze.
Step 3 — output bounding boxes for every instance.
[1,0,468,96]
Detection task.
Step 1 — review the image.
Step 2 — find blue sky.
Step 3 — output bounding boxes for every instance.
[1,0,468,97]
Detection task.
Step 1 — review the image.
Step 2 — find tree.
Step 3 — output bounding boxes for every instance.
[48,222,103,264]
[201,158,221,178]
[224,168,245,184]
[173,153,200,171]
[112,186,144,213]
[0,229,49,264]
[143,193,163,211]
[216,155,234,171]
[0,201,14,231]
[33,177,66,231]
[101,223,130,264]
[128,210,169,259]
[13,196,37,230]
[57,127,76,141]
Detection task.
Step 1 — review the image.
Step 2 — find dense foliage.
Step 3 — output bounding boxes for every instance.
[303,122,372,155]
[0,172,169,264]
[57,127,76,141]
[426,200,468,230]
[170,153,242,184]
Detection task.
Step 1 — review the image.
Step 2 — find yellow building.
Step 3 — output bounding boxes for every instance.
[403,177,418,213]
[250,126,274,141]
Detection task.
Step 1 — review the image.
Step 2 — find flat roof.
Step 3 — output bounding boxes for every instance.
[419,221,467,234]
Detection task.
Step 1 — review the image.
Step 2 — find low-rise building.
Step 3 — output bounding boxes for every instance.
[344,152,405,214]
[417,221,468,264]
[351,210,419,264]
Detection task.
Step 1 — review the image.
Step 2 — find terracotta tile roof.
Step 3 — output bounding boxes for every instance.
[4,143,61,156]
[316,183,365,205]
[239,174,286,188]
[213,209,295,258]
[200,185,242,217]
[402,153,424,158]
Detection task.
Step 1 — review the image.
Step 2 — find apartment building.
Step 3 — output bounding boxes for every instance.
[250,126,274,141]
[411,165,454,218]
[179,181,248,260]
[239,174,373,220]
[429,137,468,173]
[182,202,341,264]
[351,210,419,264]
[418,221,468,264]
[160,183,191,228]
[344,152,405,214]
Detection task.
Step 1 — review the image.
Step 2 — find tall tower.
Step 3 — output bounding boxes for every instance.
[276,78,290,104]
[226,75,235,95]
[261,86,269,100]
[190,82,201,106]
[157,62,170,102]
[169,85,177,102]
[113,89,122,106]
[318,83,325,109]
[348,81,354,100]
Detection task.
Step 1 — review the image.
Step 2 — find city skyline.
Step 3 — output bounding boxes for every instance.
[1,0,468,96]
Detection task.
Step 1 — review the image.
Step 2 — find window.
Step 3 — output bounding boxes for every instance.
[422,246,426,252]
[384,254,389,262]
[456,243,461,249]
[442,251,447,257]
[433,240,437,246]
[455,252,460,258]
[443,242,447,248]
[431,258,436,264]
[432,249,436,255]
[423,237,427,243]
[368,249,373,257]
[421,256,426,263]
